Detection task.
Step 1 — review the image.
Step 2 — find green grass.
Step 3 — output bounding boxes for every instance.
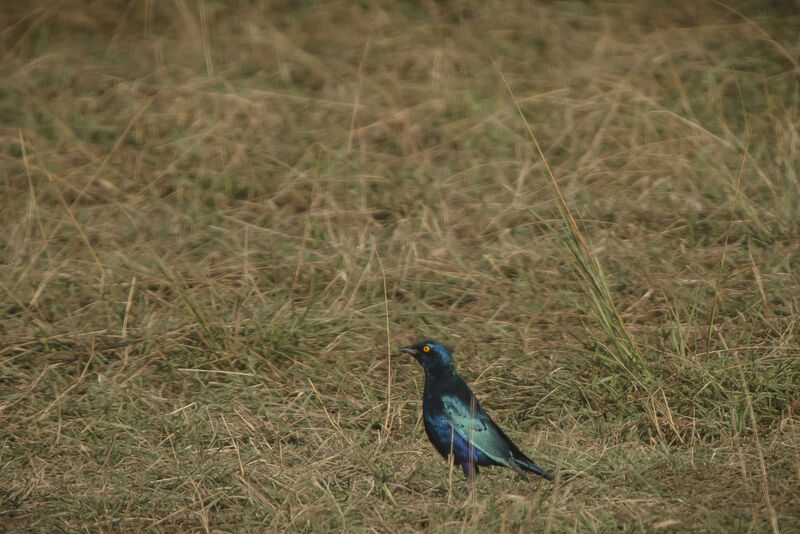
[2,1,800,532]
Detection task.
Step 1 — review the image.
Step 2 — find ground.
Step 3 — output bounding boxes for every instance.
[1,1,799,532]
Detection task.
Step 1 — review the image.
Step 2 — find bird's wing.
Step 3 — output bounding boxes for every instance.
[441,394,511,466]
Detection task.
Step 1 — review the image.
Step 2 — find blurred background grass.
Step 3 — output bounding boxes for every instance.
[1,1,799,532]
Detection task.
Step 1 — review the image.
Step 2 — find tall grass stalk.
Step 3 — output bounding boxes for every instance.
[497,67,649,384]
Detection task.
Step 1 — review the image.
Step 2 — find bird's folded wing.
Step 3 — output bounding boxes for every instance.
[441,395,510,465]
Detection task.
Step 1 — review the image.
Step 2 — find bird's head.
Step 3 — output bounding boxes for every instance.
[399,340,454,372]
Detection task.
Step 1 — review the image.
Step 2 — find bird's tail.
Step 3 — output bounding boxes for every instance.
[510,453,554,481]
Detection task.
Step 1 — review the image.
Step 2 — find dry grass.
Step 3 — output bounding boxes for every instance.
[2,1,799,532]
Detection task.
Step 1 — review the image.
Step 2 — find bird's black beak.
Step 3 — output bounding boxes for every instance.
[399,346,416,356]
[399,345,420,362]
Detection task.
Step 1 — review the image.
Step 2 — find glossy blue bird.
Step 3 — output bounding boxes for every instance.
[400,340,553,481]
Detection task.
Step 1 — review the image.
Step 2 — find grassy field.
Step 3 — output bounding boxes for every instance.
[2,1,800,532]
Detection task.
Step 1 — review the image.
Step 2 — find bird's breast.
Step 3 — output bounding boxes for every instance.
[421,381,446,412]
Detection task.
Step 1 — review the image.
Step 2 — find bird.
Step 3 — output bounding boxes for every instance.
[400,339,553,481]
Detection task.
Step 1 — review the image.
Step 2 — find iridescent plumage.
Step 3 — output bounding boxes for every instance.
[400,340,553,481]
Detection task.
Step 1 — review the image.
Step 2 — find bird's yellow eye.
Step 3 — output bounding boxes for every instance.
[423,345,431,352]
